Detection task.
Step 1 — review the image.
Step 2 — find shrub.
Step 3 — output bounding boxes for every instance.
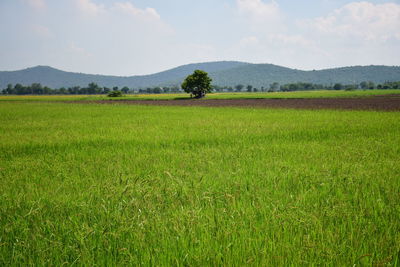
[108,90,123,97]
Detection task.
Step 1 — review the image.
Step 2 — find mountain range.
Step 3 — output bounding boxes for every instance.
[1,61,400,89]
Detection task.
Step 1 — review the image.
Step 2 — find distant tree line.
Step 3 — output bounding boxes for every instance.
[137,86,181,94]
[1,82,183,95]
[2,81,400,95]
[214,81,400,93]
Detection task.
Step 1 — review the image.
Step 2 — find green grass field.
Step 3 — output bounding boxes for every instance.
[0,88,399,102]
[1,100,399,265]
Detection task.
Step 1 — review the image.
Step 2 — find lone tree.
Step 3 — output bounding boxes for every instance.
[181,70,212,98]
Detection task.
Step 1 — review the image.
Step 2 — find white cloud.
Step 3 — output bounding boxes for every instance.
[287,1,400,68]
[237,0,280,20]
[113,2,161,21]
[73,0,170,33]
[231,1,400,69]
[75,0,163,23]
[237,0,283,31]
[110,2,172,34]
[23,0,46,10]
[75,0,105,16]
[304,2,400,42]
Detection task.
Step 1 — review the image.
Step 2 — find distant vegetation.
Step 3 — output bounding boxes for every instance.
[1,61,400,89]
[107,90,123,97]
[2,81,399,95]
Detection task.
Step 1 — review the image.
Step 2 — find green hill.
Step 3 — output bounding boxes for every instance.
[0,62,247,89]
[210,64,400,87]
[1,62,399,89]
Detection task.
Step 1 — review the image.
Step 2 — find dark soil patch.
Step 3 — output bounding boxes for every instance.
[370,94,400,98]
[76,95,400,111]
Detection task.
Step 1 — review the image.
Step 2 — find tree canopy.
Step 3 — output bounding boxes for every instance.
[181,70,212,98]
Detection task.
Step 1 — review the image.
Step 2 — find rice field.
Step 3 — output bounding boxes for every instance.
[0,99,399,265]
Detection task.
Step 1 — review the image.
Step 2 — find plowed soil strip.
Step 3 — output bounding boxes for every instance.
[84,96,400,111]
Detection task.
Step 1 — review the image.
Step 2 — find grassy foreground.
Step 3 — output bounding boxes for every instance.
[0,102,399,265]
[0,88,399,102]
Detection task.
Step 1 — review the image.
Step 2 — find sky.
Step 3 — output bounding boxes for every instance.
[0,0,399,75]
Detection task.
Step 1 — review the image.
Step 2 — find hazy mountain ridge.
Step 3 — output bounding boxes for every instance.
[210,64,400,87]
[1,61,399,89]
[0,61,248,89]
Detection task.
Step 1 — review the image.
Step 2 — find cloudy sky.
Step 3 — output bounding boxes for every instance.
[0,0,399,75]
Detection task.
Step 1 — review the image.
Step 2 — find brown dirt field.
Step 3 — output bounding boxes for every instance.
[82,95,400,111]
